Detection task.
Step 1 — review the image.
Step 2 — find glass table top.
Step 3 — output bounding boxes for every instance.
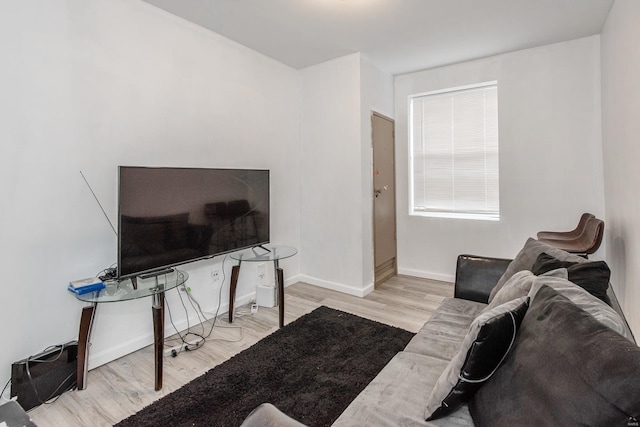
[74,269,188,303]
[230,245,297,262]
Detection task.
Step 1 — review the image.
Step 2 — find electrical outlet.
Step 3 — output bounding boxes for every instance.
[211,270,221,282]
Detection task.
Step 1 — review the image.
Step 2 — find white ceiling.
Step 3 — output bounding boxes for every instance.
[141,0,614,75]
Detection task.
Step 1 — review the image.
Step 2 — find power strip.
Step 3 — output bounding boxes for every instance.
[164,339,204,357]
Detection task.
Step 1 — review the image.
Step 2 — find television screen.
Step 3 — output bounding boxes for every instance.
[118,167,269,278]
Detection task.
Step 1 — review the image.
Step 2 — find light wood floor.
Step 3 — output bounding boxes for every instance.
[29,276,453,427]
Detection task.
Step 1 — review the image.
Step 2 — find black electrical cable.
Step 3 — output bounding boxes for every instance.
[164,271,206,354]
[174,271,209,351]
[31,371,76,405]
[182,287,207,336]
[165,292,206,354]
[190,255,243,342]
[1,378,10,401]
[201,254,227,338]
[164,292,187,355]
[175,277,206,340]
[96,263,117,281]
[24,345,76,405]
[163,254,243,355]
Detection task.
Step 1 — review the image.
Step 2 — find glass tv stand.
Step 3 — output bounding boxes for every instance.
[229,245,297,327]
[73,269,188,391]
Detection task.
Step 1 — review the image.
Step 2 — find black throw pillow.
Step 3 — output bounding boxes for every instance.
[469,285,640,426]
[531,252,611,304]
[424,297,530,420]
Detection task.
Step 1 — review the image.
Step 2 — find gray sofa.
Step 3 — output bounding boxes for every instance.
[242,238,640,426]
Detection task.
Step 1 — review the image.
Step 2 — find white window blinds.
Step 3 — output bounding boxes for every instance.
[409,82,499,220]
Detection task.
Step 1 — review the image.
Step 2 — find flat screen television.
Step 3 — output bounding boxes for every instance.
[117,166,269,279]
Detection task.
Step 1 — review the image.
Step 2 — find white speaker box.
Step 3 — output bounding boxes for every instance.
[256,285,276,308]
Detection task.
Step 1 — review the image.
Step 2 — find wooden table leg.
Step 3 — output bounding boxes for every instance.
[276,262,285,328]
[152,292,165,391]
[77,303,97,390]
[229,263,241,323]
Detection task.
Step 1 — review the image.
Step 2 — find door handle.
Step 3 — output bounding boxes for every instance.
[374,186,388,198]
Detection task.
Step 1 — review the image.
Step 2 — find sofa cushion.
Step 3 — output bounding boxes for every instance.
[528,276,634,341]
[469,285,640,426]
[531,252,611,304]
[424,297,529,421]
[489,238,588,303]
[333,352,473,427]
[404,298,486,360]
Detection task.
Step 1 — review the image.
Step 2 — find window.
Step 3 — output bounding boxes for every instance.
[409,81,499,220]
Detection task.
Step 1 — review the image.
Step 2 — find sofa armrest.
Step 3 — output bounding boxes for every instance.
[454,255,512,304]
[240,403,307,427]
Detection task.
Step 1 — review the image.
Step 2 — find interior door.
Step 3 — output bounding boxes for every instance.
[372,112,397,285]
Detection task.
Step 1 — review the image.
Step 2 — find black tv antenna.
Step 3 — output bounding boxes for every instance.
[80,171,117,237]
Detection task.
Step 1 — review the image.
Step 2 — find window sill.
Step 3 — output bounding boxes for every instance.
[410,211,500,221]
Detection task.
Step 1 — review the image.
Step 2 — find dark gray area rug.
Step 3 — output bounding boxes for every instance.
[116,306,414,427]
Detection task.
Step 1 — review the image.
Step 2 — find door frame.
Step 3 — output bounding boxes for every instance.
[371,111,397,286]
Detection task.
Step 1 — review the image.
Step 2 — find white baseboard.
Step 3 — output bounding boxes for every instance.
[284,274,302,288]
[87,290,257,370]
[87,275,369,370]
[88,334,155,371]
[296,274,374,297]
[397,267,455,284]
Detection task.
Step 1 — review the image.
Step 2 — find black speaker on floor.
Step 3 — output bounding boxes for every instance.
[11,341,78,411]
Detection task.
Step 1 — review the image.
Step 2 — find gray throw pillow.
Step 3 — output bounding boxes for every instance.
[485,268,567,312]
[469,285,640,426]
[528,276,634,342]
[424,297,529,420]
[489,238,588,303]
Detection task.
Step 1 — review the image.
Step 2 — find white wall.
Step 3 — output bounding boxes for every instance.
[601,0,640,336]
[3,0,627,397]
[299,54,394,296]
[0,0,301,388]
[299,54,365,295]
[395,36,605,281]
